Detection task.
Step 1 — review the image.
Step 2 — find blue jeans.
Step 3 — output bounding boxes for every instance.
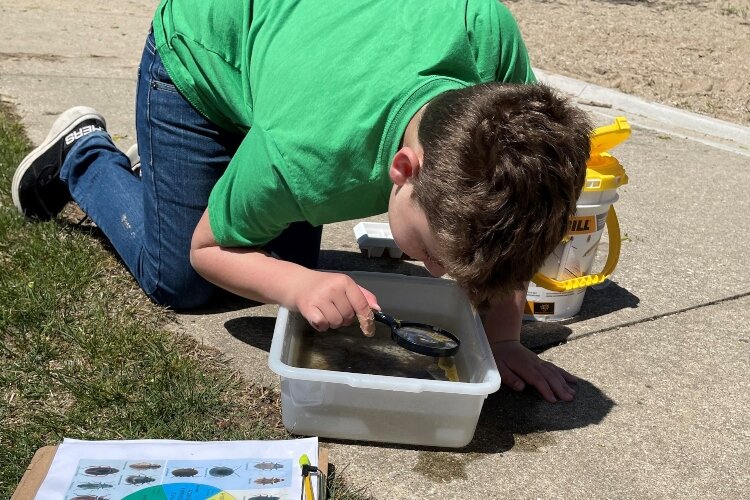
[60,30,322,309]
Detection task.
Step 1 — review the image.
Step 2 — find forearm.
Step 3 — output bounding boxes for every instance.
[189,209,310,308]
[482,287,527,343]
[190,244,310,308]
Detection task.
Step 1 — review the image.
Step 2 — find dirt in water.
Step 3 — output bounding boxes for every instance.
[292,320,461,381]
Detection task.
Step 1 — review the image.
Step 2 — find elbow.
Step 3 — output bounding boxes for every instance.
[189,246,202,276]
[189,245,209,282]
[189,230,212,279]
[190,209,217,277]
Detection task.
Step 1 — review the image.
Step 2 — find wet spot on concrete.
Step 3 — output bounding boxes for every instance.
[411,431,556,483]
[413,451,481,483]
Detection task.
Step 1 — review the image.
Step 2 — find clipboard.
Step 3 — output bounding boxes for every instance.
[12,445,329,500]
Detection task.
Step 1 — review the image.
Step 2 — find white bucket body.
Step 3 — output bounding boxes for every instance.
[524,188,618,321]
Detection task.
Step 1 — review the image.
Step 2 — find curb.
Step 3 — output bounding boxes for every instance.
[535,68,750,157]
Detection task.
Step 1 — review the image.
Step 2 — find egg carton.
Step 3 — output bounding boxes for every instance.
[353,222,404,258]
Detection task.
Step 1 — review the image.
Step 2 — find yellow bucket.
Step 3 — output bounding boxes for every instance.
[525,117,630,321]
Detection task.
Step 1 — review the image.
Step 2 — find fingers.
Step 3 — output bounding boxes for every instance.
[492,340,577,403]
[305,304,343,332]
[358,285,380,311]
[300,274,379,336]
[525,369,557,403]
[505,360,575,403]
[357,310,376,337]
[348,284,377,336]
[330,290,356,327]
[304,306,328,332]
[539,362,575,402]
[558,365,578,384]
[526,362,575,403]
[345,283,373,317]
[497,362,526,392]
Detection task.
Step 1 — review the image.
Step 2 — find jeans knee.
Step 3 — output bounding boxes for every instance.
[148,275,216,310]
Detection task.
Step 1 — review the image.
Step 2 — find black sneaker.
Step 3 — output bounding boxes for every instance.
[11,106,107,220]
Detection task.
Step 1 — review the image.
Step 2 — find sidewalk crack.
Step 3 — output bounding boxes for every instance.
[572,290,750,342]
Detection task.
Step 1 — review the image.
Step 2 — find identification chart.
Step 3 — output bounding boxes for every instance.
[35,437,319,500]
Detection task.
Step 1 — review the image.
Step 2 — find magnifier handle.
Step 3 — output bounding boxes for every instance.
[372,310,399,330]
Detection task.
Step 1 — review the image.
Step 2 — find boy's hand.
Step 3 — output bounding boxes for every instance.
[292,271,380,335]
[491,340,577,403]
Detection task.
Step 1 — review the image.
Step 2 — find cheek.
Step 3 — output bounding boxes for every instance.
[388,219,409,254]
[391,229,419,260]
[394,234,417,258]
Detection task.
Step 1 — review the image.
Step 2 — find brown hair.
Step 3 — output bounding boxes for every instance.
[413,83,592,308]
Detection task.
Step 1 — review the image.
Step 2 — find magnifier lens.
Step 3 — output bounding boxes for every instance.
[395,326,458,350]
[372,310,460,356]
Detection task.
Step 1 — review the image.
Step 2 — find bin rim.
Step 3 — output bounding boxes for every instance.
[269,273,501,396]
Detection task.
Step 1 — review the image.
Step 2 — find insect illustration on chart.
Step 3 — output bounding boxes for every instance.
[75,482,113,490]
[69,495,110,500]
[124,474,156,485]
[83,466,119,476]
[254,477,284,485]
[171,467,199,477]
[246,495,280,500]
[208,465,241,477]
[128,462,162,470]
[254,461,284,471]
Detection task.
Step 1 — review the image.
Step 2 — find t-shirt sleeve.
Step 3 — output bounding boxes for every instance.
[207,126,304,247]
[466,0,537,84]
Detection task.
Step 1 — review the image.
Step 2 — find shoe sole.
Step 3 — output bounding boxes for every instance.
[11,106,107,215]
[125,143,140,172]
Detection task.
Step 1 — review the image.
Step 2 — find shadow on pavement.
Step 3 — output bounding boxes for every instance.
[521,281,640,350]
[225,315,277,351]
[318,249,432,276]
[465,379,614,453]
[402,380,615,482]
[570,280,640,321]
[521,321,575,352]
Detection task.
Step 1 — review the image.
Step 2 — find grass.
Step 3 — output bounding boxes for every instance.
[720,2,749,18]
[0,104,369,500]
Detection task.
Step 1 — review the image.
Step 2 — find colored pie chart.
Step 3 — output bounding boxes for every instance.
[122,483,236,500]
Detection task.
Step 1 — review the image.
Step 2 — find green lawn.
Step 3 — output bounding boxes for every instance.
[0,104,367,499]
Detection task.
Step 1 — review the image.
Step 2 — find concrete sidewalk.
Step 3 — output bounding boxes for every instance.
[2,1,748,498]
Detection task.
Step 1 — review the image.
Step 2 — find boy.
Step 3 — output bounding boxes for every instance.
[12,0,591,403]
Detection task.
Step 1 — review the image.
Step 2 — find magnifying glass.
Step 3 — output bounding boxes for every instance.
[373,310,460,357]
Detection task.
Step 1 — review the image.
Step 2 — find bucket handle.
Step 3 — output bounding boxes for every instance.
[532,205,622,292]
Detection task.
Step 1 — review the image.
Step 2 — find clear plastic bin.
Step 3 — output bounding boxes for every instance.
[268,272,501,447]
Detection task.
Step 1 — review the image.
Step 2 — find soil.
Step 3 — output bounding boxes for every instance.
[505,0,750,125]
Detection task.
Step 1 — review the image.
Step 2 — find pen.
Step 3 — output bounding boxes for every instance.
[299,454,315,500]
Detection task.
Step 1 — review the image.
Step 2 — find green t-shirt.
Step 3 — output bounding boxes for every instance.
[153,0,535,247]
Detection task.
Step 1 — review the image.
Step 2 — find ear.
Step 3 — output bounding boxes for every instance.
[389,147,422,186]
